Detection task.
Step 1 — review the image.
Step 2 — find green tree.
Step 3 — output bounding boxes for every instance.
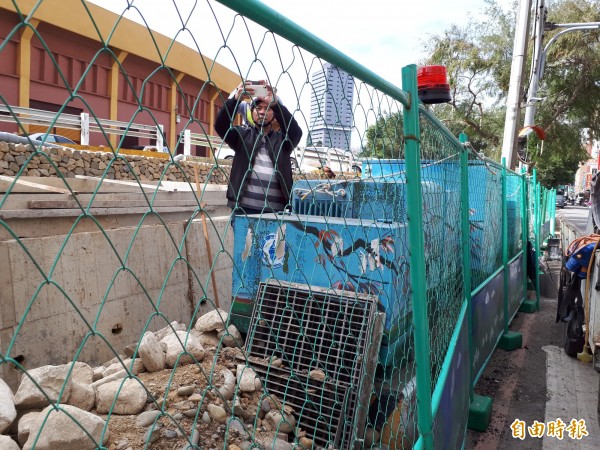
[364,0,598,187]
[361,111,404,158]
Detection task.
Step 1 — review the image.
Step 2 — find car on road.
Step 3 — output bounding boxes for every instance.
[556,190,566,209]
[20,133,76,145]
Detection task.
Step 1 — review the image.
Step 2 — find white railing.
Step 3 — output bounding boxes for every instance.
[0,105,163,148]
[296,146,357,173]
[177,134,357,174]
[181,129,228,156]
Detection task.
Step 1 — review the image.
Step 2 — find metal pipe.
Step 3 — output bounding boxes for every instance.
[533,169,541,309]
[551,22,600,28]
[522,4,547,128]
[538,25,600,80]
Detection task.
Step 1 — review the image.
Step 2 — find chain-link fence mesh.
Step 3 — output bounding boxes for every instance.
[467,154,504,290]
[418,114,463,390]
[0,1,544,449]
[506,171,524,260]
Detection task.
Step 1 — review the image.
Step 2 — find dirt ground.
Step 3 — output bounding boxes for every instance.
[101,347,269,450]
[466,261,563,450]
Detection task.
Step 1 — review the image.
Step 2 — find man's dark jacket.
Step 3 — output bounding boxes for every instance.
[215,98,302,207]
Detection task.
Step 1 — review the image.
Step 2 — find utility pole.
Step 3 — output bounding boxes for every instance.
[501,0,532,170]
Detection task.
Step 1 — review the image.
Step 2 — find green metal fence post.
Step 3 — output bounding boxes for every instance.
[550,190,556,236]
[523,170,529,301]
[499,159,522,350]
[401,64,433,450]
[520,171,537,312]
[534,171,541,309]
[459,133,473,395]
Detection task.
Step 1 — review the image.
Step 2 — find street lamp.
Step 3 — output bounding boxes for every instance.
[502,0,600,170]
[523,20,600,130]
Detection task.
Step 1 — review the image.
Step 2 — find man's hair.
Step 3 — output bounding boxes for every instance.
[250,98,268,110]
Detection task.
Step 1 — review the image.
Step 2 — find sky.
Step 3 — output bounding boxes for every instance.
[88,0,510,85]
[87,0,514,149]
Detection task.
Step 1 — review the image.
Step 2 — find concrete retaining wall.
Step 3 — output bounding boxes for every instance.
[0,139,326,390]
[0,217,233,390]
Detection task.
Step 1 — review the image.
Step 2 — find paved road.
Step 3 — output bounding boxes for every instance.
[558,205,591,235]
[466,211,600,449]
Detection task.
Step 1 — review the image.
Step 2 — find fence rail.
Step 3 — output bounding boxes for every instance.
[0,104,163,148]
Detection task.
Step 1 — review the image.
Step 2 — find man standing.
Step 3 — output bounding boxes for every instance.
[215,81,302,215]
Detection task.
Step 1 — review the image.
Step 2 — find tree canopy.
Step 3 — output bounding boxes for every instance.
[363,0,599,187]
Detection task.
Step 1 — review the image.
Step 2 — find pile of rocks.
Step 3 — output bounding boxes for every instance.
[0,309,310,450]
[0,142,230,184]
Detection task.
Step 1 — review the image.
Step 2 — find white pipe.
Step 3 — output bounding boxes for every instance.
[523,4,547,128]
[501,0,533,170]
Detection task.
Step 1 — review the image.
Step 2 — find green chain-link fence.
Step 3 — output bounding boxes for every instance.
[0,1,555,449]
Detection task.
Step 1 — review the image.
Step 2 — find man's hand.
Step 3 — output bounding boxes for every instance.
[234,80,277,106]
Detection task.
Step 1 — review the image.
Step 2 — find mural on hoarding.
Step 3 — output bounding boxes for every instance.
[241,219,404,299]
[433,308,470,449]
[232,214,411,366]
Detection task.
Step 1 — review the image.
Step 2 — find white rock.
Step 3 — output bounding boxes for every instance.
[258,436,293,450]
[69,362,94,385]
[217,368,236,400]
[0,378,16,433]
[66,381,95,412]
[14,364,72,409]
[206,404,227,424]
[308,369,326,382]
[161,331,205,368]
[265,410,296,434]
[91,369,127,389]
[18,411,41,446]
[102,355,126,367]
[139,332,166,373]
[92,366,104,382]
[0,435,20,450]
[155,321,187,341]
[96,378,147,415]
[104,358,145,377]
[217,325,243,348]
[237,365,259,393]
[129,358,146,375]
[22,404,107,450]
[194,308,229,332]
[103,361,126,377]
[136,410,161,427]
[191,329,221,347]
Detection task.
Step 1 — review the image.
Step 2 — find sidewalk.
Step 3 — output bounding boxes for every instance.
[543,345,600,449]
[467,260,600,449]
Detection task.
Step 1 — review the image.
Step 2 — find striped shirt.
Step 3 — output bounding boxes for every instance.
[238,137,287,212]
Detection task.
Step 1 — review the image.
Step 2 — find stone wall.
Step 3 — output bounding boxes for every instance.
[0,142,230,184]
